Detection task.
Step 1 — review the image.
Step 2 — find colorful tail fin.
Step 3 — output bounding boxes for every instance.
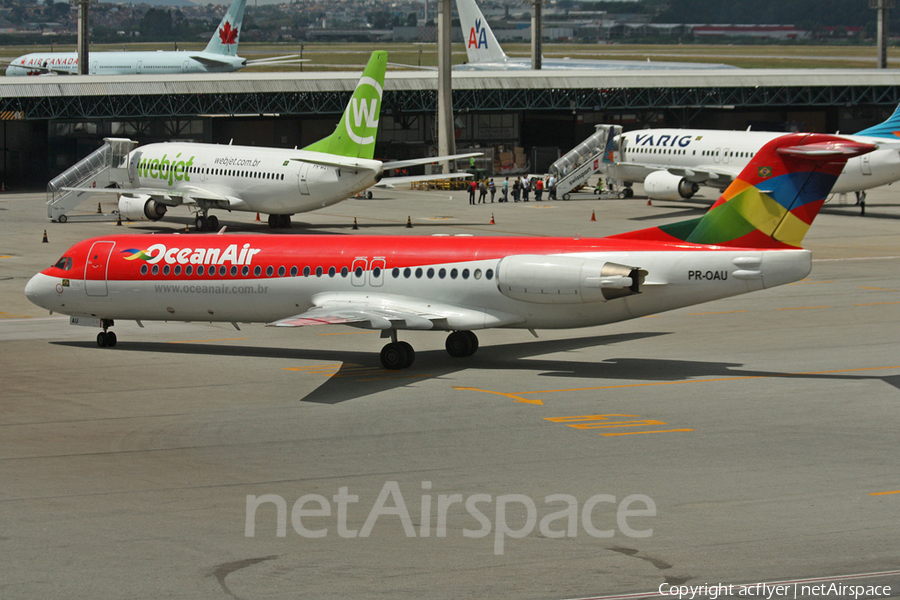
[204,0,247,56]
[456,0,509,65]
[854,103,900,140]
[302,52,387,160]
[614,133,875,248]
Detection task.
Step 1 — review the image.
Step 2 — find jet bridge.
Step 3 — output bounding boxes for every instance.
[46,138,137,222]
[549,125,621,200]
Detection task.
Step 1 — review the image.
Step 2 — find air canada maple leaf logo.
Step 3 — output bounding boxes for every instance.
[219,21,238,44]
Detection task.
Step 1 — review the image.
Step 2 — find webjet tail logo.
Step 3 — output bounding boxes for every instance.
[468,19,489,49]
[345,76,382,146]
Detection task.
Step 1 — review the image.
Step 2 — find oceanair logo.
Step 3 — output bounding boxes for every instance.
[121,243,262,266]
[633,133,695,148]
[136,153,196,187]
[468,18,489,49]
[345,76,382,146]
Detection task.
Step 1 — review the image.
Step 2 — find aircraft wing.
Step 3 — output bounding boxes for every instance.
[267,292,525,331]
[61,185,234,207]
[374,173,472,188]
[666,165,741,183]
[189,55,236,69]
[382,153,483,170]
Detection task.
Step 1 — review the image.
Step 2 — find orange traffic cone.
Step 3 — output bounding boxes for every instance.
[97,203,102,214]
[42,230,48,243]
[490,213,495,225]
[647,199,652,206]
[591,210,596,222]
[406,216,413,228]
[352,217,359,230]
[255,212,261,222]
[116,213,122,226]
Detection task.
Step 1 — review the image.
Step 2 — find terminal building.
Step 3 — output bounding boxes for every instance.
[1,68,900,188]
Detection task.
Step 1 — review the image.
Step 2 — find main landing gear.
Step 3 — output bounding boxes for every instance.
[379,330,479,370]
[268,214,292,229]
[96,319,117,348]
[194,212,219,232]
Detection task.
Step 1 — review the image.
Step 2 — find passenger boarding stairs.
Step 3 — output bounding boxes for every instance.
[46,138,137,222]
[549,125,620,200]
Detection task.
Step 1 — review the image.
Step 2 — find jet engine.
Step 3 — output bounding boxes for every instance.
[117,194,167,221]
[496,255,644,304]
[643,170,699,200]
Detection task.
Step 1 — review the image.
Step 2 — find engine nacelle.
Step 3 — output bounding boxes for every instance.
[496,255,644,304]
[643,170,699,200]
[118,194,167,221]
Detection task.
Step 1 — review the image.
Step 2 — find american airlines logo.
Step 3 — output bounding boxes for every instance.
[121,243,262,266]
[468,19,489,49]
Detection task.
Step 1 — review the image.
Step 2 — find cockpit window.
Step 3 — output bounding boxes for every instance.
[53,256,73,271]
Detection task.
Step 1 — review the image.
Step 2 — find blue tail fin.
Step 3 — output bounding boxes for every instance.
[854,103,900,140]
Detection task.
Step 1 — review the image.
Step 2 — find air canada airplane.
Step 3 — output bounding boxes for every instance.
[4,0,299,76]
[455,0,735,71]
[55,51,476,230]
[26,133,873,370]
[606,105,900,201]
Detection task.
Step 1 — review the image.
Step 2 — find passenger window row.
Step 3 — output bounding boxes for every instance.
[137,264,496,281]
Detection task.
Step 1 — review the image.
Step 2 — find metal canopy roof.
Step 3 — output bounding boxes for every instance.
[2,69,900,120]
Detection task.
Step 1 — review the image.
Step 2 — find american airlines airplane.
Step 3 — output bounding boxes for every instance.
[26,133,873,370]
[57,51,475,231]
[3,0,289,76]
[455,0,735,71]
[606,105,900,201]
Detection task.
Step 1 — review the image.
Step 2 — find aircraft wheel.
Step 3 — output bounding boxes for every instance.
[106,331,117,347]
[195,215,208,231]
[366,191,373,199]
[279,214,292,229]
[396,341,415,368]
[381,342,412,370]
[623,187,634,199]
[97,332,109,347]
[446,330,476,358]
[207,215,219,231]
[267,214,278,228]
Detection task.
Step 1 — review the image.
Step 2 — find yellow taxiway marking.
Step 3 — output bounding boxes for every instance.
[0,255,12,259]
[0,311,32,319]
[168,338,250,344]
[452,386,544,405]
[860,287,898,291]
[868,490,900,496]
[544,414,692,437]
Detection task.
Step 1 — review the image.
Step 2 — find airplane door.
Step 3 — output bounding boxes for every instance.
[182,60,190,73]
[722,148,731,164]
[298,163,311,195]
[200,164,207,182]
[861,154,872,176]
[714,148,722,164]
[369,258,386,287]
[351,258,367,287]
[136,60,142,75]
[84,241,115,297]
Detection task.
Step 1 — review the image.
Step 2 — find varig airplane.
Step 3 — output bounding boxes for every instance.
[26,133,873,370]
[454,0,735,71]
[57,52,475,230]
[4,0,296,76]
[606,105,900,201]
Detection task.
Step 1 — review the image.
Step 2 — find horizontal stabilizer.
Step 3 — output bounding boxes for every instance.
[383,152,482,170]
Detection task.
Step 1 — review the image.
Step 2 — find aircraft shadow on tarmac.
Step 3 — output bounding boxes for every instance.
[53,331,900,404]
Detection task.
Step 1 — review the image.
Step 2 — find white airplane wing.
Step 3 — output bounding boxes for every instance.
[61,185,234,207]
[267,292,525,331]
[382,153,482,170]
[667,165,741,183]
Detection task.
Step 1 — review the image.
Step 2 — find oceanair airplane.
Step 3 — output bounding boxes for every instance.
[454,0,735,71]
[4,0,298,76]
[57,51,475,231]
[605,104,900,201]
[26,132,873,370]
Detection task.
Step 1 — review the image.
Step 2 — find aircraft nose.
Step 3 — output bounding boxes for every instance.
[24,273,56,310]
